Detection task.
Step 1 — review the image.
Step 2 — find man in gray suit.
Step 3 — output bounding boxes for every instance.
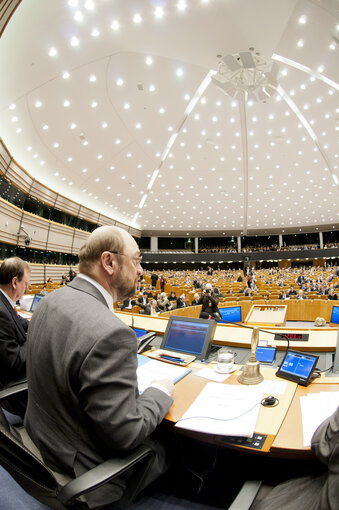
[253,405,339,510]
[25,226,174,508]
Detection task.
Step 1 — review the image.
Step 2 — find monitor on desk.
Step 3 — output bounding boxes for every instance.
[330,306,339,325]
[29,293,44,313]
[218,305,242,323]
[160,315,217,361]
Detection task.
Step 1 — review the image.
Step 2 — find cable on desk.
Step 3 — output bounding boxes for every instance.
[176,402,261,424]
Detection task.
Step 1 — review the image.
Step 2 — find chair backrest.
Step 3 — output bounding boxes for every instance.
[0,407,66,509]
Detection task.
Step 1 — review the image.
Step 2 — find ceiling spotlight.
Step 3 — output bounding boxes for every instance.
[211,50,279,102]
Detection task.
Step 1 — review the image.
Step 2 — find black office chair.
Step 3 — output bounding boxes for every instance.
[0,383,156,509]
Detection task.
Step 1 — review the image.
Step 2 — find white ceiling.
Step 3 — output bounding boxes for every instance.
[0,0,338,236]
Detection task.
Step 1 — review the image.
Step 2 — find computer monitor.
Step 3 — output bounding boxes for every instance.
[218,306,242,323]
[160,315,217,361]
[29,294,44,313]
[330,305,339,325]
[133,328,148,338]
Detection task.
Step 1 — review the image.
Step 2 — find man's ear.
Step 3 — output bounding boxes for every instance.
[101,251,115,276]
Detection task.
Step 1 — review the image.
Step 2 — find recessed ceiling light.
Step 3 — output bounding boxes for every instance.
[133,13,142,24]
[154,6,164,18]
[42,124,48,130]
[70,123,77,129]
[67,157,72,162]
[35,100,42,108]
[101,122,108,128]
[48,47,57,57]
[63,100,70,107]
[9,103,16,110]
[298,15,307,24]
[116,78,124,86]
[74,10,83,21]
[111,20,120,30]
[91,28,100,37]
[89,74,96,82]
[70,36,79,46]
[115,139,120,144]
[53,142,59,148]
[62,71,70,79]
[176,67,183,77]
[297,39,304,47]
[91,101,98,108]
[124,103,130,110]
[16,128,22,133]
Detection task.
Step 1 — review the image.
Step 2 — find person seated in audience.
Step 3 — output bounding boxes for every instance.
[0,257,30,416]
[121,297,135,310]
[288,286,297,297]
[278,290,288,300]
[46,277,53,285]
[253,405,339,510]
[190,293,200,306]
[136,291,148,309]
[25,226,174,509]
[168,291,178,308]
[327,288,338,300]
[177,294,187,308]
[157,292,174,312]
[296,289,307,300]
[144,299,160,316]
[40,285,48,296]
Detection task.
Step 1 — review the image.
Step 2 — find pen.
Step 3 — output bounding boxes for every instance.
[159,354,185,363]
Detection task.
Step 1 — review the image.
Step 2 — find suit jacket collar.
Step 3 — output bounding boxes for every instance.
[68,276,110,309]
[0,291,27,339]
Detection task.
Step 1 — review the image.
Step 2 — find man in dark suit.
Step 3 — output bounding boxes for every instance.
[0,257,30,417]
[0,257,30,389]
[25,226,174,508]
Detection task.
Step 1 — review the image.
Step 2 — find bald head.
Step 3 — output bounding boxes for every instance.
[79,226,127,273]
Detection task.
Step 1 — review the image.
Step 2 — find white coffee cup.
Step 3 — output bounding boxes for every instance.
[216,349,235,373]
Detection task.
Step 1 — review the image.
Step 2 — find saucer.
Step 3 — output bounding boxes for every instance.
[214,365,237,375]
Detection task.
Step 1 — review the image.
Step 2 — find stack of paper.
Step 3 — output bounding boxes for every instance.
[137,354,191,393]
[300,392,339,446]
[175,383,263,437]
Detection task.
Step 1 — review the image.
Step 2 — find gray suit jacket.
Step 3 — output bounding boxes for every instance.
[25,277,173,507]
[254,405,339,510]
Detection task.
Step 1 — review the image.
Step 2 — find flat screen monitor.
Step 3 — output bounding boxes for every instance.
[330,306,339,325]
[276,350,319,386]
[133,328,148,338]
[160,316,217,361]
[218,306,242,323]
[29,294,44,313]
[256,346,277,364]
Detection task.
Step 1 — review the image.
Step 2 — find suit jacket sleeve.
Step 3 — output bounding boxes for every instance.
[311,406,339,509]
[78,324,173,451]
[0,305,26,386]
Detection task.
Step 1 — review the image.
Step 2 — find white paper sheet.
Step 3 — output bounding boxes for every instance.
[257,379,287,395]
[300,392,339,446]
[194,367,233,382]
[137,357,190,393]
[175,383,263,437]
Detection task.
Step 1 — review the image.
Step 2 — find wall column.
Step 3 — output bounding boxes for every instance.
[195,237,199,254]
[279,234,283,248]
[319,232,323,249]
[237,236,241,253]
[150,236,158,252]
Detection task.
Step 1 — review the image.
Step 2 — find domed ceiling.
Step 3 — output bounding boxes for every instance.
[0,0,338,236]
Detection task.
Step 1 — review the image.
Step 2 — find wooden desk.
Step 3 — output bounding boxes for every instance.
[165,365,297,455]
[164,364,339,458]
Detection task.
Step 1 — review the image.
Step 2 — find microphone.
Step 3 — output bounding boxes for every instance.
[217,317,291,350]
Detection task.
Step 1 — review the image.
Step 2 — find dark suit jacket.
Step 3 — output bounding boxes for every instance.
[0,291,27,388]
[25,277,173,507]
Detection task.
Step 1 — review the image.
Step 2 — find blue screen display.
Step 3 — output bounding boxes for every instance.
[30,294,44,312]
[330,306,339,324]
[164,320,209,355]
[280,352,316,378]
[256,346,276,363]
[218,306,241,323]
[134,328,148,338]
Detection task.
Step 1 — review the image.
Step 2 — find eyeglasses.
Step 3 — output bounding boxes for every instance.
[108,251,142,265]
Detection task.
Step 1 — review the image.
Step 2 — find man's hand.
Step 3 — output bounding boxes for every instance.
[152,379,175,397]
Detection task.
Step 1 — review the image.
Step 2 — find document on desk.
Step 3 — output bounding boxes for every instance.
[175,383,263,437]
[137,354,191,394]
[300,392,339,447]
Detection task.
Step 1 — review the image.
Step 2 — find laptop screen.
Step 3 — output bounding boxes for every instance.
[330,306,339,324]
[160,316,217,360]
[218,306,242,323]
[30,294,44,313]
[276,350,318,386]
